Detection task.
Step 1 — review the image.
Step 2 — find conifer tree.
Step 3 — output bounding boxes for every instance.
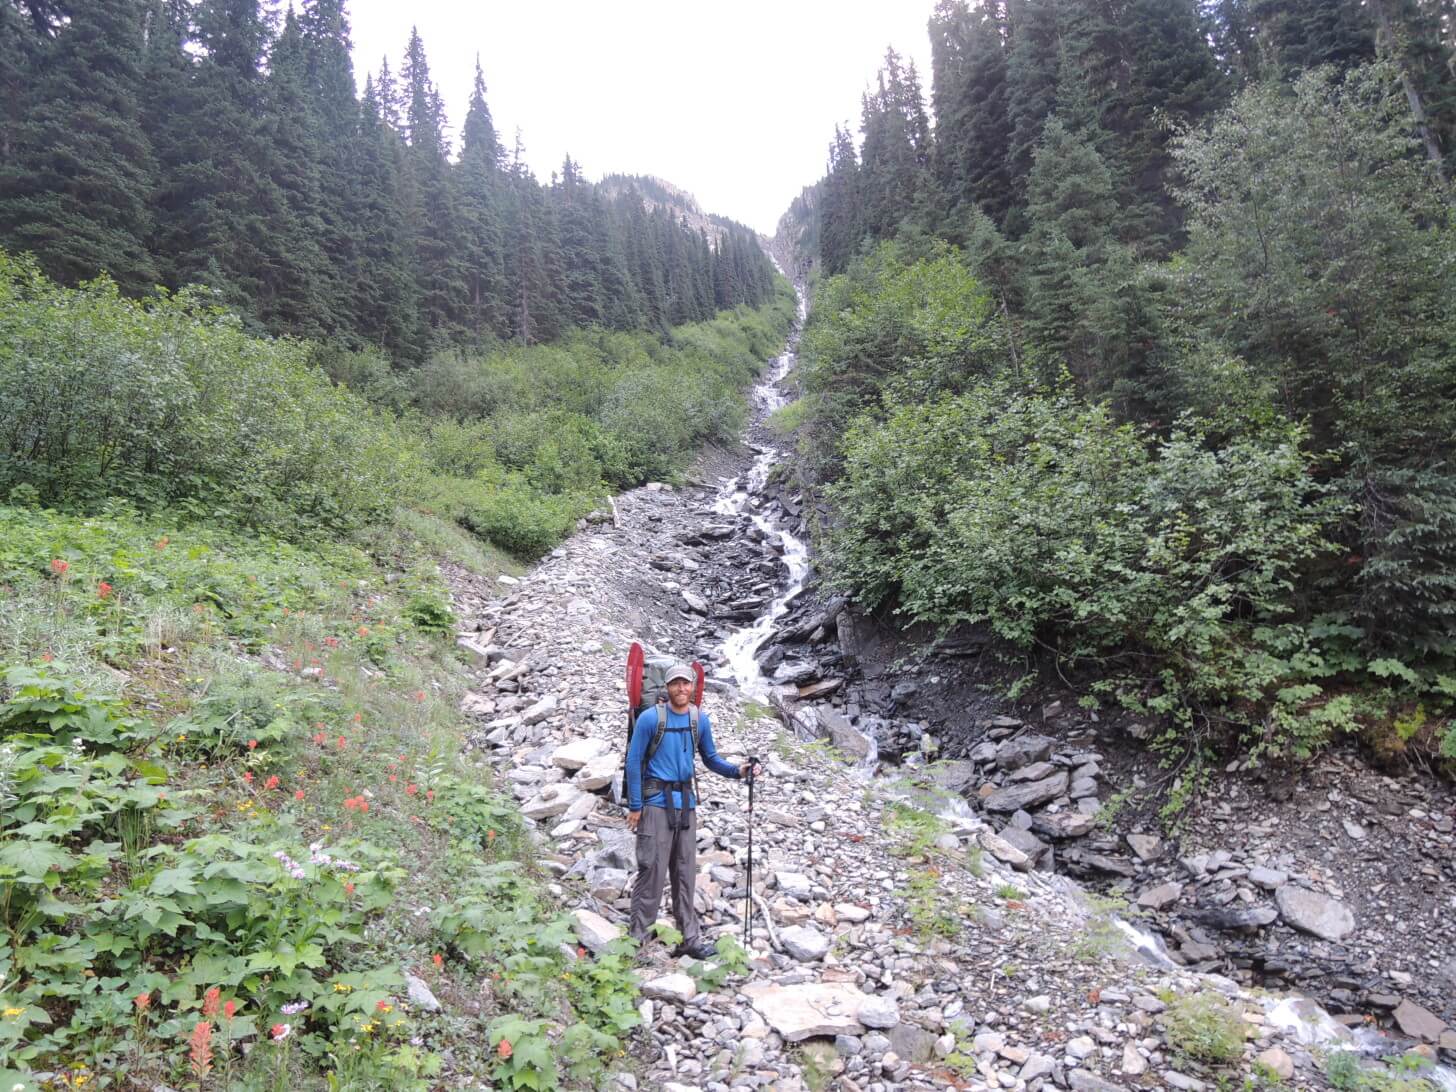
[401,27,467,345]
[457,57,508,340]
[1004,0,1062,233]
[818,125,864,274]
[0,0,158,291]
[929,0,1014,229]
[256,9,333,337]
[349,74,423,358]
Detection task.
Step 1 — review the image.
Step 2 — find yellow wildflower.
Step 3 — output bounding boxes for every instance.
[2,1007,24,1017]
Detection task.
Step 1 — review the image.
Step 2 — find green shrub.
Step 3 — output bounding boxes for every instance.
[825,375,1341,747]
[455,473,596,560]
[0,251,419,535]
[1163,992,1245,1065]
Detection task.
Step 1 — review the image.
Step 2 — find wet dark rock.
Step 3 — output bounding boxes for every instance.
[994,734,1056,771]
[983,771,1069,813]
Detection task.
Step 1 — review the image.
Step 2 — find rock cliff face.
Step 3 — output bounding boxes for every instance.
[443,304,1455,1089]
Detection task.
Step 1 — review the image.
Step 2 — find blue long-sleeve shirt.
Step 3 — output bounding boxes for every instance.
[626,705,740,812]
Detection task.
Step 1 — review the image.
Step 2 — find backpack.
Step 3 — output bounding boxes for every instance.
[616,647,705,806]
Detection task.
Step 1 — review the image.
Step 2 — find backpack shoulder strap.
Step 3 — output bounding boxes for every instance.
[688,704,700,750]
[646,701,670,762]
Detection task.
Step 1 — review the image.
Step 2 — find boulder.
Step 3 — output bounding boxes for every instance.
[1275,885,1356,942]
[819,709,872,759]
[520,694,558,726]
[994,734,1056,771]
[1255,1047,1295,1081]
[857,995,900,1029]
[983,771,1069,813]
[1392,999,1447,1042]
[742,982,869,1042]
[927,761,979,794]
[551,737,607,771]
[641,973,697,1004]
[405,972,441,1012]
[521,783,584,820]
[1126,834,1163,861]
[1031,811,1097,839]
[980,830,1033,872]
[780,925,831,962]
[571,908,622,954]
[1137,882,1184,911]
[574,753,620,791]
[774,871,814,899]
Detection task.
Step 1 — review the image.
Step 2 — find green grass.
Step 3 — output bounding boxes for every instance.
[0,504,637,1091]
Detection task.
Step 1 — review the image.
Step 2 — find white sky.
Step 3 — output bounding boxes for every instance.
[346,0,937,234]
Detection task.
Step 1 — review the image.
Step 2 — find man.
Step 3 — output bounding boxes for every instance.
[626,663,759,959]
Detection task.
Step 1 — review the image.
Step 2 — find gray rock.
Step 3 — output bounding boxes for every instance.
[1247,865,1288,890]
[856,996,900,1029]
[1069,1071,1126,1092]
[887,1023,936,1064]
[1137,882,1184,911]
[780,925,831,962]
[1126,834,1163,861]
[983,771,1069,813]
[1194,906,1278,931]
[994,734,1056,771]
[521,694,558,726]
[681,589,708,614]
[774,871,813,899]
[641,973,697,1003]
[819,708,873,760]
[999,826,1051,863]
[1392,999,1447,1042]
[405,972,441,1012]
[1020,1054,1056,1083]
[1008,761,1058,783]
[980,830,1033,871]
[928,761,979,794]
[1165,1071,1206,1091]
[1067,1036,1096,1060]
[1275,885,1356,941]
[572,908,622,954]
[742,982,868,1042]
[1069,776,1100,799]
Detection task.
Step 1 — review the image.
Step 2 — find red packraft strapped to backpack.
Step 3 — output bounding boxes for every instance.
[617,642,705,804]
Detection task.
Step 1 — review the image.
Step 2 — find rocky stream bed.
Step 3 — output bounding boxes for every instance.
[443,306,1456,1091]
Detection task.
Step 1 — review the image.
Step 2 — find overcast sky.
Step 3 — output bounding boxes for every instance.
[346,0,937,234]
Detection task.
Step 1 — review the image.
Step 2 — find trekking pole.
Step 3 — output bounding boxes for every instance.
[743,755,758,951]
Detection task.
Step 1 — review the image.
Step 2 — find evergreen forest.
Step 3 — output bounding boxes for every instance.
[782,0,1456,770]
[0,0,780,359]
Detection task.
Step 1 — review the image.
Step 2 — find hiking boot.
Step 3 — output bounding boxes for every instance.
[673,937,717,961]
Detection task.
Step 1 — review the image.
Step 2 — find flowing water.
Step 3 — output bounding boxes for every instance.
[713,284,811,703]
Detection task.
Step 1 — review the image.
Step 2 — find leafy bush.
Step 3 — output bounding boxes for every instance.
[1163,992,1245,1065]
[0,252,419,534]
[826,376,1341,746]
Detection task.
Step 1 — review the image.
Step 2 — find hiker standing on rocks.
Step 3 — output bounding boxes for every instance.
[626,663,760,958]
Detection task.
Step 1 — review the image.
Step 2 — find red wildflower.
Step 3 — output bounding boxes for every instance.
[324,636,339,648]
[202,987,221,1018]
[134,991,151,1011]
[486,829,496,843]
[294,789,305,801]
[264,775,280,791]
[405,783,418,796]
[97,581,113,599]
[336,736,346,749]
[414,690,426,702]
[154,536,169,550]
[388,774,397,783]
[188,1020,214,1079]
[312,732,326,745]
[498,1039,513,1060]
[358,801,369,814]
[351,712,362,723]
[357,625,369,637]
[247,739,258,750]
[271,1023,290,1040]
[243,771,254,784]
[375,999,389,1012]
[223,1000,236,1019]
[431,953,443,968]
[426,789,434,803]
[344,881,355,894]
[49,558,69,575]
[343,797,358,812]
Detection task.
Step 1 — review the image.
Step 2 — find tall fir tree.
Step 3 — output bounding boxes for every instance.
[457,57,508,340]
[929,0,1015,230]
[0,0,158,291]
[1003,0,1063,235]
[400,27,468,345]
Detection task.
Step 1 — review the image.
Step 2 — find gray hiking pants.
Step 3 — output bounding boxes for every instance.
[628,804,699,944]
